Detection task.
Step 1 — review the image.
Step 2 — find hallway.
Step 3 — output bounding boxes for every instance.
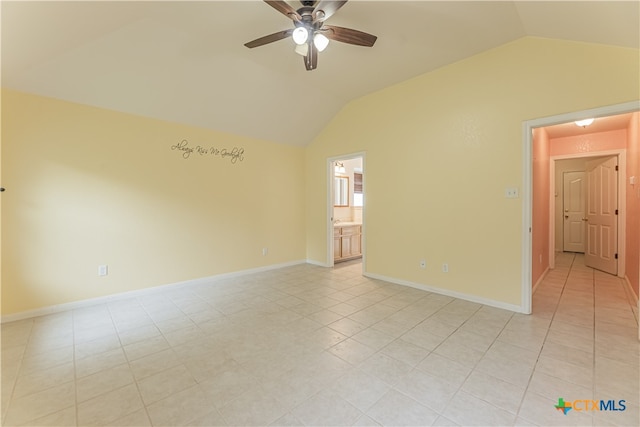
[525,252,639,425]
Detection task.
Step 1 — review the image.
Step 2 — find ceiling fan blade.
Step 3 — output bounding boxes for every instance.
[244,29,293,48]
[304,43,318,70]
[264,0,302,21]
[313,1,348,22]
[323,25,377,47]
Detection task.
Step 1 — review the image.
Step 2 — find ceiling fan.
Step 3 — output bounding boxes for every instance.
[244,0,377,71]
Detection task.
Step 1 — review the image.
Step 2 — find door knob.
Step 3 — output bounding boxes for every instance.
[582,218,588,221]
[565,215,569,219]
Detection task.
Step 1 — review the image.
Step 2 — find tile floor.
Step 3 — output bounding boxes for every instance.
[1,253,638,426]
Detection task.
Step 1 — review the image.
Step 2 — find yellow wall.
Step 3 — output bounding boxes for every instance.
[3,37,639,317]
[2,90,306,315]
[305,37,639,308]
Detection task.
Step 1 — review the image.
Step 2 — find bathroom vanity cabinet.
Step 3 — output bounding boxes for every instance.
[334,224,362,262]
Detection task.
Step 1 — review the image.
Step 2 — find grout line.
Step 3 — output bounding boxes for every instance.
[514,252,575,423]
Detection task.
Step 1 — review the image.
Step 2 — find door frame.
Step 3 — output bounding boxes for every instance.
[521,100,639,314]
[326,152,366,268]
[550,151,626,275]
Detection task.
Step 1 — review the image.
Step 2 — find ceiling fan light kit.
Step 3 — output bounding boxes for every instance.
[244,0,377,71]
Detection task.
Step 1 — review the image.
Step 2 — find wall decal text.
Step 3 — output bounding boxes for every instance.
[171,139,245,164]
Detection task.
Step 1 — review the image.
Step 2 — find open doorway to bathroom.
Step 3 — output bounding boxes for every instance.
[329,154,364,269]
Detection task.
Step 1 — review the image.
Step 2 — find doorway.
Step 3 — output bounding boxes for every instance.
[556,155,621,275]
[327,153,365,269]
[551,152,625,276]
[521,101,639,315]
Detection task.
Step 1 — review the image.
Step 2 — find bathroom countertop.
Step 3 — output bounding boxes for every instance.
[333,222,362,227]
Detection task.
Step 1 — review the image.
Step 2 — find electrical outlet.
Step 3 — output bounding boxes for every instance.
[262,247,268,256]
[442,263,449,273]
[98,265,108,276]
[505,187,519,198]
[420,260,426,269]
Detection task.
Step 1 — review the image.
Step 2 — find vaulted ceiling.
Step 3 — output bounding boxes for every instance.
[2,1,638,146]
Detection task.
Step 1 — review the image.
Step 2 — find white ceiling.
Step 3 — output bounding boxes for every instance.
[2,1,638,146]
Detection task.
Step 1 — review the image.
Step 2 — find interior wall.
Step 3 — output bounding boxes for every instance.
[532,128,550,287]
[305,37,639,309]
[550,129,627,157]
[626,112,640,298]
[1,90,306,316]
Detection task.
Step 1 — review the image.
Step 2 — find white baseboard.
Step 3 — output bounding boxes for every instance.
[532,267,550,295]
[1,260,307,324]
[306,259,331,267]
[363,272,525,314]
[623,275,639,302]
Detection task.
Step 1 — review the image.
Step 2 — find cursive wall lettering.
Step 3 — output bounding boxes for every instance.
[171,139,245,164]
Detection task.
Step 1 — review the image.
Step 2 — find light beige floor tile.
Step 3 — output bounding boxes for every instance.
[379,338,430,367]
[199,363,259,409]
[123,334,170,361]
[76,363,134,403]
[19,345,74,376]
[75,347,128,378]
[366,389,439,426]
[75,333,122,360]
[527,370,593,401]
[77,383,143,426]
[394,368,459,412]
[117,323,161,346]
[1,255,636,427]
[218,385,288,426]
[12,361,75,399]
[15,406,74,427]
[416,352,472,387]
[461,370,525,414]
[329,369,391,412]
[110,408,152,426]
[443,390,516,426]
[328,317,368,337]
[359,352,412,386]
[146,384,215,426]
[328,338,376,365]
[291,389,363,426]
[351,327,396,350]
[184,409,228,426]
[535,354,593,389]
[128,347,181,380]
[137,363,197,405]
[4,381,75,426]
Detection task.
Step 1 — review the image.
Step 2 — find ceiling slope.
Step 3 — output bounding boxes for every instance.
[2,1,638,146]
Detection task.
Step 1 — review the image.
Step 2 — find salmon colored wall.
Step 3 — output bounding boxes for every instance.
[550,129,627,157]
[626,112,640,298]
[532,128,550,287]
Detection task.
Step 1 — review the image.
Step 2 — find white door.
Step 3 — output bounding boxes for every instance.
[585,156,618,274]
[563,171,586,253]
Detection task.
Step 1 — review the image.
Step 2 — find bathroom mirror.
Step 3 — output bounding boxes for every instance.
[334,176,349,207]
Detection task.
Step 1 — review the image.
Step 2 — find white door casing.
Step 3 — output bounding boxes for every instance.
[563,171,586,253]
[585,156,618,275]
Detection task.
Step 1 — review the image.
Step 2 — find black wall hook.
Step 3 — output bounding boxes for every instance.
[0,187,5,192]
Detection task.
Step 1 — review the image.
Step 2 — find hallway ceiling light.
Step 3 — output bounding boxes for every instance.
[575,118,595,127]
